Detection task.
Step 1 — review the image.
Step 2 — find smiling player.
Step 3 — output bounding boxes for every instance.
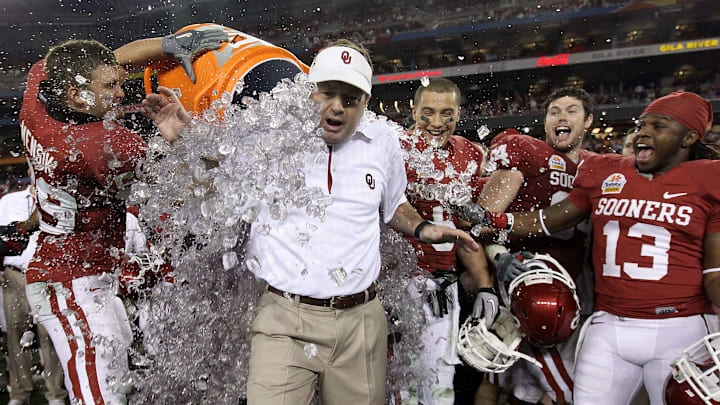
[397,78,493,405]
[475,87,595,404]
[457,91,720,405]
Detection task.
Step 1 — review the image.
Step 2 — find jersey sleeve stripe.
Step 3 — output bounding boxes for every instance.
[539,209,552,236]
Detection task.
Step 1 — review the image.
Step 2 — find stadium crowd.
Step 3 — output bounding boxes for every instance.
[0,1,719,404]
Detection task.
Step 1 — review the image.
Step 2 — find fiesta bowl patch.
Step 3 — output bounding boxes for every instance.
[548,154,566,171]
[601,173,627,194]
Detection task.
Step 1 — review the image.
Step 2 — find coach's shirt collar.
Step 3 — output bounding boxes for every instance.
[352,116,374,140]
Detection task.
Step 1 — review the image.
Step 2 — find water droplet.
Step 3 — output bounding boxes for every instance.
[477,125,491,140]
[241,207,258,223]
[245,256,261,272]
[328,267,347,287]
[222,235,238,249]
[222,252,238,270]
[258,224,271,235]
[304,343,318,359]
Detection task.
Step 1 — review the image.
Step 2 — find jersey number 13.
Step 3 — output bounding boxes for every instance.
[602,221,671,281]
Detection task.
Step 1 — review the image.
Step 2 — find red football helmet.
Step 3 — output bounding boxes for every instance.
[507,253,580,347]
[665,332,720,405]
[119,252,174,299]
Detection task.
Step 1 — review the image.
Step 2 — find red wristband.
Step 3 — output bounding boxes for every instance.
[489,212,508,230]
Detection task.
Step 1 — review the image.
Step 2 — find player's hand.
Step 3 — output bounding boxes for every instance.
[451,201,491,227]
[492,306,519,341]
[472,288,499,328]
[494,251,533,282]
[142,86,192,142]
[162,26,228,83]
[418,224,480,252]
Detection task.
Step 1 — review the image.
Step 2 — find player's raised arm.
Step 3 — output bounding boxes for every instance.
[477,168,524,213]
[702,232,720,307]
[114,37,164,71]
[114,25,228,81]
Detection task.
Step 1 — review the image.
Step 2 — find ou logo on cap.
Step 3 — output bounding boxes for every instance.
[341,51,352,64]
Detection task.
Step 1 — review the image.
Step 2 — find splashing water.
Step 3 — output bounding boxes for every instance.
[476,125,491,140]
[304,343,318,359]
[400,130,476,211]
[126,74,429,403]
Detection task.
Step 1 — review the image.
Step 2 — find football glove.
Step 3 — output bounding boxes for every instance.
[162,26,229,83]
[472,287,500,328]
[494,251,533,282]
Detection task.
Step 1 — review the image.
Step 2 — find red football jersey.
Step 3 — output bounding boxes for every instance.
[20,61,147,283]
[488,133,587,277]
[401,133,486,272]
[568,153,720,318]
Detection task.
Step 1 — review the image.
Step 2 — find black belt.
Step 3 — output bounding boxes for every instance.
[268,282,377,310]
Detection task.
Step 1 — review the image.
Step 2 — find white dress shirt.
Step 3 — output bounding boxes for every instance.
[246,116,408,298]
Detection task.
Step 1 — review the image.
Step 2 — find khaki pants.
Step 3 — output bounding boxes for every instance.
[248,290,388,405]
[3,266,66,402]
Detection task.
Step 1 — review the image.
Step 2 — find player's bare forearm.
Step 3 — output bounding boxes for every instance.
[704,232,720,270]
[475,379,500,405]
[704,273,720,308]
[115,38,164,71]
[477,169,524,212]
[508,199,588,237]
[457,244,492,289]
[703,233,720,307]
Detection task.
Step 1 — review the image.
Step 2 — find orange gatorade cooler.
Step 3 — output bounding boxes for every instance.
[144,23,309,115]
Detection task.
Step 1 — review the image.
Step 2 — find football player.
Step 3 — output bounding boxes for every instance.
[476,87,595,405]
[21,39,144,405]
[19,27,226,404]
[456,91,720,404]
[623,127,640,157]
[397,78,494,404]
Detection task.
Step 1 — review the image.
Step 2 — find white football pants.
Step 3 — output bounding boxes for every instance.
[26,274,133,405]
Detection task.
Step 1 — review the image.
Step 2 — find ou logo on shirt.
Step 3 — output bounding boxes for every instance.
[365,173,375,189]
